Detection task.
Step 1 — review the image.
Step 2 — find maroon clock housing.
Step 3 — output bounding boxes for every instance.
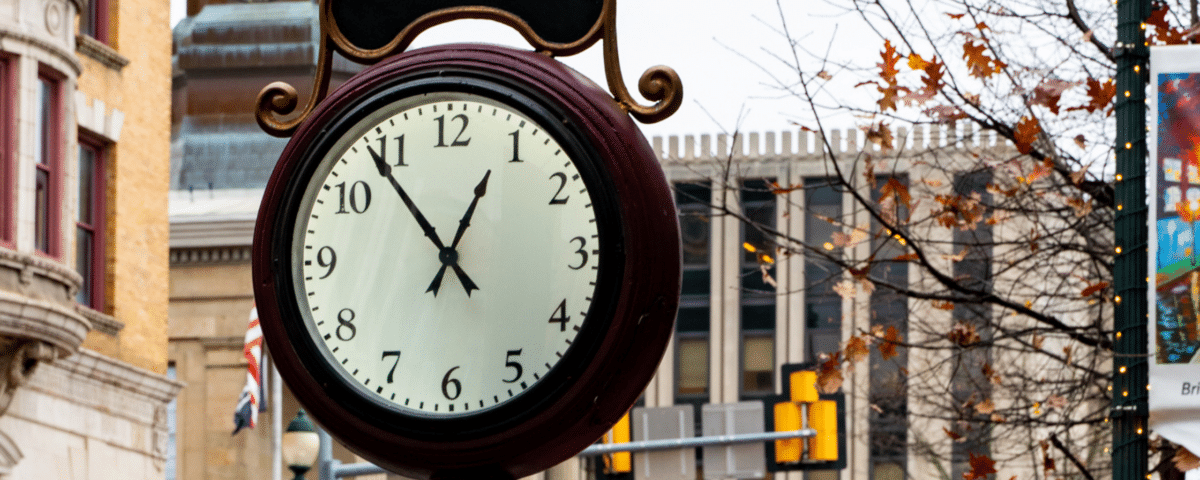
[252,44,680,479]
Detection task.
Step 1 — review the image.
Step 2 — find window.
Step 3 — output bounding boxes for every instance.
[948,170,994,479]
[675,182,711,414]
[740,179,776,399]
[79,0,110,44]
[804,178,843,363]
[77,138,105,310]
[870,176,909,479]
[34,73,62,257]
[802,179,842,480]
[0,58,11,245]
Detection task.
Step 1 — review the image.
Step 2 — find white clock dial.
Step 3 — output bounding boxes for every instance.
[291,92,601,416]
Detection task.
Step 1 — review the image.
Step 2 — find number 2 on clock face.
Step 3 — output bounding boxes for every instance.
[292,93,602,416]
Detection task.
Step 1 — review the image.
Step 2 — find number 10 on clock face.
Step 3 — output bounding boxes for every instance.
[291,92,603,417]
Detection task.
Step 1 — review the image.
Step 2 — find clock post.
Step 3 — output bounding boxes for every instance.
[251,1,683,479]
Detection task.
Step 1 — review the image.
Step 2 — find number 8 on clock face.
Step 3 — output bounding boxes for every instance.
[292,91,604,416]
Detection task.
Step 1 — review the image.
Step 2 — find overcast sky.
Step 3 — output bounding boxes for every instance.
[170,0,877,142]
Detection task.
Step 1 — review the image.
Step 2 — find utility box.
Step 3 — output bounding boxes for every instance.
[701,402,766,479]
[632,405,695,480]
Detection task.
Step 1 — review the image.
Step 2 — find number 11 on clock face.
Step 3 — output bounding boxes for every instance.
[292,92,603,416]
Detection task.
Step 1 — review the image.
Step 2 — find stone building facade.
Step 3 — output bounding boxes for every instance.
[0,0,180,476]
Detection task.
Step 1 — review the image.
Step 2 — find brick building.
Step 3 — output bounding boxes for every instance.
[0,0,180,476]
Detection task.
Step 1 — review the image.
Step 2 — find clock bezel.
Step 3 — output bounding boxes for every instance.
[278,78,625,433]
[253,44,681,480]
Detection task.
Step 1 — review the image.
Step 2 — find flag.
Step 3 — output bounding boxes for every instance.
[233,305,264,435]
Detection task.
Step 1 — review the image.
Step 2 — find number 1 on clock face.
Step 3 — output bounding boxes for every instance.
[293,94,601,416]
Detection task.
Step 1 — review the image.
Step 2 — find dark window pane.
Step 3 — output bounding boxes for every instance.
[742,303,774,331]
[38,79,52,166]
[76,227,93,305]
[806,299,840,330]
[677,306,709,333]
[35,168,48,252]
[681,268,709,297]
[78,145,95,225]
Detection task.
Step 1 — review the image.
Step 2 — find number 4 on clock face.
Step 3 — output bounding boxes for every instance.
[294,94,602,416]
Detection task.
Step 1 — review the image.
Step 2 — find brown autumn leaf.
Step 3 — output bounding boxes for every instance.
[817,70,833,81]
[943,248,969,262]
[964,453,998,480]
[974,398,996,414]
[1081,29,1094,43]
[894,252,920,262]
[1080,281,1109,297]
[948,322,982,347]
[1174,446,1200,472]
[991,413,1006,423]
[1032,334,1045,349]
[833,280,857,300]
[816,353,843,394]
[864,122,895,151]
[924,105,968,122]
[982,363,1002,385]
[1013,116,1041,155]
[770,181,803,194]
[1073,77,1115,116]
[1073,134,1086,150]
[878,39,901,84]
[879,325,901,360]
[946,12,965,20]
[943,426,963,440]
[845,336,870,364]
[1046,394,1067,410]
[932,300,956,311]
[962,40,1005,79]
[1030,78,1080,115]
[880,177,912,210]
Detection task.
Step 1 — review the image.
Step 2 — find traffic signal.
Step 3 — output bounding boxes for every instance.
[764,363,846,472]
[601,411,631,474]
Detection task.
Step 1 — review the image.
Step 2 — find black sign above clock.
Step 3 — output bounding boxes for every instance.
[330,0,604,51]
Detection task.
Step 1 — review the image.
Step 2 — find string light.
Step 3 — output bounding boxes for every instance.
[1116,246,1123,254]
[1119,205,1124,210]
[1123,390,1129,397]
[1126,142,1133,149]
[1120,366,1127,373]
[1134,65,1141,73]
[1117,174,1123,181]
[1116,295,1123,304]
[1117,332,1123,339]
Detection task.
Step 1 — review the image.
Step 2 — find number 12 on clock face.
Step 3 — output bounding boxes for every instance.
[292,92,604,416]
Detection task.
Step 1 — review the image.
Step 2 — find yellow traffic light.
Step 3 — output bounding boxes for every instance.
[773,401,802,463]
[789,370,818,403]
[602,411,631,473]
[808,400,838,461]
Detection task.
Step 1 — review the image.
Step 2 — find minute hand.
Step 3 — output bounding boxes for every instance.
[369,151,478,294]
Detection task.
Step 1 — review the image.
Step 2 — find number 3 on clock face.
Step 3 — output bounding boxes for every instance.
[291,91,603,417]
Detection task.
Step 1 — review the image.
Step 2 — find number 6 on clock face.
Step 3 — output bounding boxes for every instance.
[292,91,604,416]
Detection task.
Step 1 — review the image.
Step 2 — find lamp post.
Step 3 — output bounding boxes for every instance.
[282,409,320,480]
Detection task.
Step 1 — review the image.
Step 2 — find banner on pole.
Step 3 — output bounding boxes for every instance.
[1149,45,1200,455]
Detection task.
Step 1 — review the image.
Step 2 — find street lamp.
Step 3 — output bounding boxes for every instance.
[282,409,320,480]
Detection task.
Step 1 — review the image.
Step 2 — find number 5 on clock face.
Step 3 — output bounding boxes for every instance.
[292,92,602,416]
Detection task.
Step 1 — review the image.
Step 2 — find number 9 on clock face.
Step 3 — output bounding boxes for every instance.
[291,91,604,417]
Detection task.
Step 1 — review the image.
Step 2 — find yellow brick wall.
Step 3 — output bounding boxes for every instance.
[76,0,172,374]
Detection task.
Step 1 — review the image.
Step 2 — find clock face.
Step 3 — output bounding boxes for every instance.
[290,91,603,417]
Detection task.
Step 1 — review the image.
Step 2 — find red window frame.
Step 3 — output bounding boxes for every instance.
[0,57,13,247]
[76,137,106,311]
[35,69,63,259]
[80,0,111,45]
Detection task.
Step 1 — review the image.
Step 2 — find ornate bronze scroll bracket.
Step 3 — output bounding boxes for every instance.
[254,0,683,137]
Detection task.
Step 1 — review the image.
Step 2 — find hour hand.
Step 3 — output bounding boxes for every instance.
[428,170,491,296]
